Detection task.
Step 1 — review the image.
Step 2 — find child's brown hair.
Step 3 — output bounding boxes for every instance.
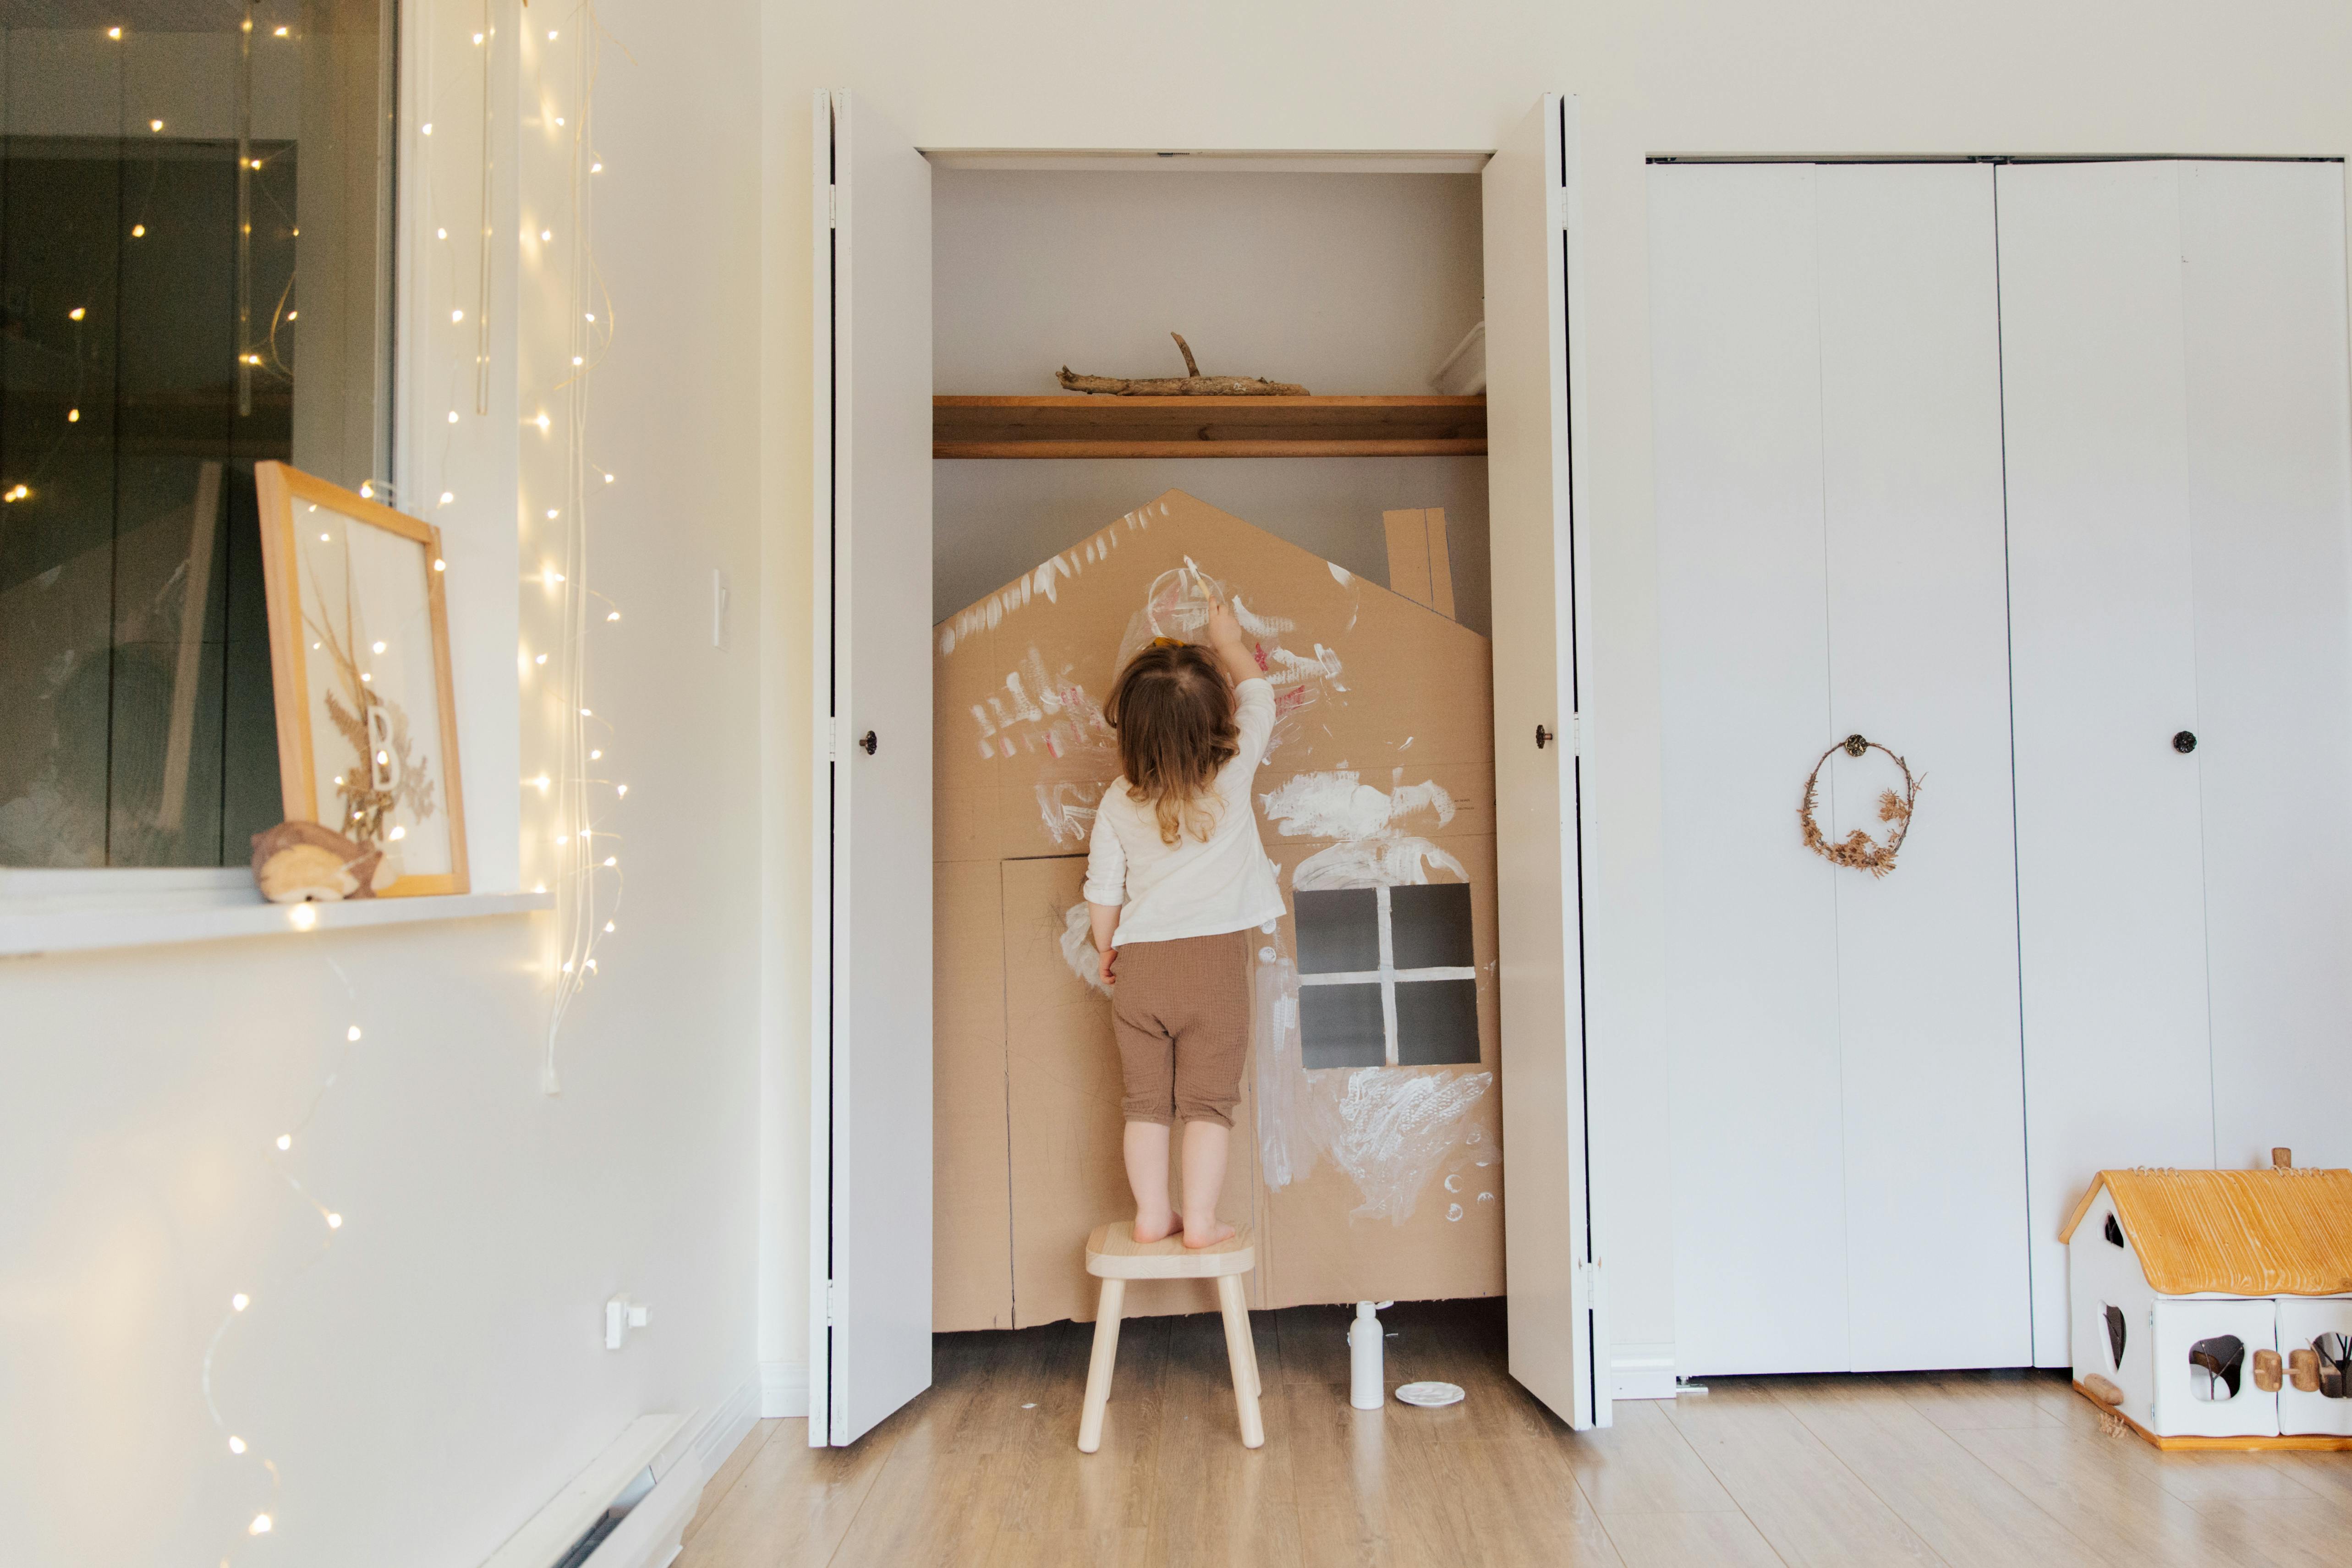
[1104,642,1239,845]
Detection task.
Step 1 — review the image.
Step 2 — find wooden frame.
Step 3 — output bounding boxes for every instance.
[254,461,468,897]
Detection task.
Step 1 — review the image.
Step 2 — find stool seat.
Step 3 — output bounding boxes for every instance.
[1077,1222,1263,1453]
[1085,1222,1256,1280]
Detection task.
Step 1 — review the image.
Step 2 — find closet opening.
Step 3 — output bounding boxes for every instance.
[925,152,1513,1339]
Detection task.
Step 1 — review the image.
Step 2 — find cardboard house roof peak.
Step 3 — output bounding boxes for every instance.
[935,488,1486,652]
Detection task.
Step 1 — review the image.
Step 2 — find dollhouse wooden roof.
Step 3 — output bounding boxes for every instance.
[2059,1168,2352,1297]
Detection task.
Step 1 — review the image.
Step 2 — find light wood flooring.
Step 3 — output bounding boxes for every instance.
[675,1299,2352,1567]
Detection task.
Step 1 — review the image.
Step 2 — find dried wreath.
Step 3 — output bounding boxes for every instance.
[1799,734,1920,878]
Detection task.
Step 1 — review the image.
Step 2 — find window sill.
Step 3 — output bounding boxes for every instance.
[0,881,553,959]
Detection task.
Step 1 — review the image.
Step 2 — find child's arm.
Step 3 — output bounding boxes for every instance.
[1199,585,1261,690]
[1088,901,1121,987]
[1082,803,1127,987]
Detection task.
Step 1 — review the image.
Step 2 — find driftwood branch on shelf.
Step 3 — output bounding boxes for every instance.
[1057,331,1310,397]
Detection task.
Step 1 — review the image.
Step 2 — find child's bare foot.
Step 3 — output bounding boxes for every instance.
[1133,1211,1182,1244]
[1183,1219,1236,1250]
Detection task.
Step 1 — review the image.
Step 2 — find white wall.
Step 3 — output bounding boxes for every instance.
[761,0,2352,1390]
[0,1,767,1563]
[931,167,1490,629]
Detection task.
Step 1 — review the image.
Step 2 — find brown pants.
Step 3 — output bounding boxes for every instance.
[1112,929,1251,1127]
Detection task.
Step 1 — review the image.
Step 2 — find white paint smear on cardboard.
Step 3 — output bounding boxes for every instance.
[1260,771,1454,839]
[1251,950,1495,1223]
[1037,783,1101,848]
[1294,837,1466,891]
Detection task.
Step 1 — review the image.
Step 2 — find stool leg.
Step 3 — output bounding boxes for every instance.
[1243,1294,1264,1399]
[1078,1278,1125,1453]
[1217,1275,1265,1449]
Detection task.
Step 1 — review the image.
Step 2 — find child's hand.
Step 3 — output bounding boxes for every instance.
[1201,586,1245,652]
[1196,583,1260,689]
[1098,945,1118,988]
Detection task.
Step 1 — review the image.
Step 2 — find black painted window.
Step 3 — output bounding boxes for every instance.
[1295,882,1480,1069]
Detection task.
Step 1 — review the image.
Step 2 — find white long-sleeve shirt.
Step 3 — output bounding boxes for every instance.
[1083,675,1286,945]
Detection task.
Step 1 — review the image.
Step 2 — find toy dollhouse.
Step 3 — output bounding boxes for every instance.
[2062,1156,2352,1447]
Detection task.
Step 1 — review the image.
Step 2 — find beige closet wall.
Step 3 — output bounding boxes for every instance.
[759,0,2352,1390]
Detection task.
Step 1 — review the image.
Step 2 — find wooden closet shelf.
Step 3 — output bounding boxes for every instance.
[933,395,1486,458]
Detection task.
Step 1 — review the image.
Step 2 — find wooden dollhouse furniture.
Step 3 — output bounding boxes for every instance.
[2061,1154,2352,1448]
[1078,1223,1263,1453]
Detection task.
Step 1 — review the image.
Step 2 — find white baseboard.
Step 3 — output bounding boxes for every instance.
[690,1376,762,1481]
[1612,1342,1678,1401]
[761,1360,810,1419]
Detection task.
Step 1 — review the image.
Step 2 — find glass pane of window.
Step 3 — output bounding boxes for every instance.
[1295,886,1379,974]
[1389,881,1473,969]
[1394,977,1480,1066]
[0,3,394,868]
[1300,981,1385,1069]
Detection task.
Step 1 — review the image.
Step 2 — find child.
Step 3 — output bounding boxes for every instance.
[1085,583,1284,1248]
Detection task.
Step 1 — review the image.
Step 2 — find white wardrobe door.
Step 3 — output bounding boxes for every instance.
[2177,162,2352,1176]
[1653,163,1846,1375]
[1999,162,2216,1365]
[1814,164,2030,1371]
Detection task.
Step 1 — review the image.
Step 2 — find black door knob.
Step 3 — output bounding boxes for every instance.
[860,730,878,756]
[2173,730,2197,754]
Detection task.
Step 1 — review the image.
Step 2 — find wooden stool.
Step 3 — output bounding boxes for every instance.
[1078,1223,1262,1452]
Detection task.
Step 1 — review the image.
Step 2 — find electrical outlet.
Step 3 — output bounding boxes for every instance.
[605,1294,652,1349]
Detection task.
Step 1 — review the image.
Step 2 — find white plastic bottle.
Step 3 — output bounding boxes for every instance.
[1349,1301,1384,1409]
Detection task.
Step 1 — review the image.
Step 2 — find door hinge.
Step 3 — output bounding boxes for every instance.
[827,185,839,229]
[822,716,838,762]
[1549,184,1571,231]
[826,1280,842,1324]
[1575,1257,1604,1303]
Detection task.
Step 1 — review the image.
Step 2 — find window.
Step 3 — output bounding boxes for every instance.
[0,4,395,869]
[1295,883,1480,1069]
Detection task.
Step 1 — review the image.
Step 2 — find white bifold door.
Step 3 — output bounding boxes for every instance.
[2001,160,2352,1363]
[1656,157,2352,1375]
[1653,162,2033,1373]
[810,91,934,1445]
[1485,94,1607,1429]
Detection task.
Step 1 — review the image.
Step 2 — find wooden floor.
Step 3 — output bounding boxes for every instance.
[675,1299,2352,1567]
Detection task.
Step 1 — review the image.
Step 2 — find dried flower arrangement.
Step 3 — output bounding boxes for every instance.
[1799,734,1921,877]
[307,564,441,848]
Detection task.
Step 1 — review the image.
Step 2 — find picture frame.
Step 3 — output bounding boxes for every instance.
[254,461,468,896]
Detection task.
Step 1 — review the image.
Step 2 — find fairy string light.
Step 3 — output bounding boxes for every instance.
[204,961,365,1556]
[529,0,626,1092]
[199,2,628,1553]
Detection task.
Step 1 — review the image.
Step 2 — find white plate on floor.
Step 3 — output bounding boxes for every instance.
[1395,1381,1465,1408]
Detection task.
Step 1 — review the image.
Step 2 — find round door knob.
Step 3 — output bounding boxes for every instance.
[2173,730,2197,754]
[1535,724,1552,750]
[860,730,878,756]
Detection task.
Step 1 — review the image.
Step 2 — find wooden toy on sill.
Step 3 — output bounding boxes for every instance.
[2061,1148,2352,1448]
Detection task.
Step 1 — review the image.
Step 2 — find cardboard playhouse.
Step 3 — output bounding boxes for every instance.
[2063,1160,2352,1447]
[933,488,1503,1330]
